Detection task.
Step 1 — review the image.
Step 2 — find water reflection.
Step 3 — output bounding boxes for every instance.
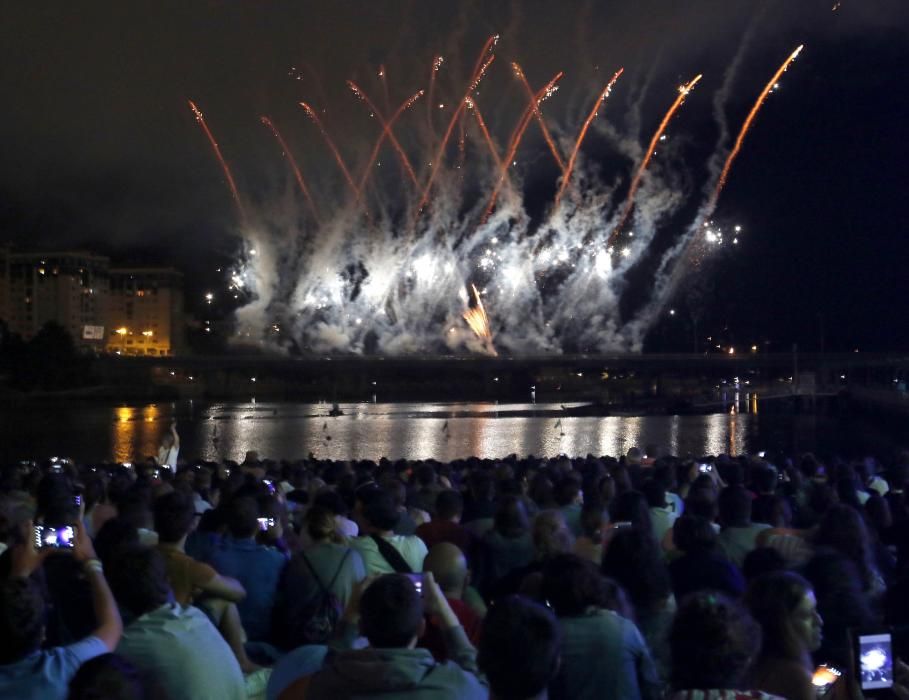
[0,397,887,465]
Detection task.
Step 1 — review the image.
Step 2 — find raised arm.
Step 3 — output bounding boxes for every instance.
[74,524,123,651]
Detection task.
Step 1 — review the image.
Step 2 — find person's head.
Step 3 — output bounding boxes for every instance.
[718,486,753,528]
[494,495,530,539]
[152,491,195,544]
[423,543,469,597]
[359,574,424,647]
[478,596,560,700]
[626,447,643,466]
[579,503,609,542]
[0,577,45,664]
[813,503,874,588]
[601,527,672,611]
[673,515,718,555]
[752,465,779,494]
[532,510,573,560]
[746,571,823,661]
[306,505,343,544]
[752,494,792,528]
[742,547,786,582]
[553,476,582,507]
[106,546,172,618]
[609,491,653,534]
[226,497,260,539]
[670,592,760,690]
[361,489,400,533]
[641,479,667,509]
[435,490,464,522]
[93,517,140,566]
[68,653,152,700]
[542,553,608,617]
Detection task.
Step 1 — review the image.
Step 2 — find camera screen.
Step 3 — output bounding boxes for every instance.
[406,573,423,595]
[257,517,274,531]
[859,633,893,690]
[34,526,75,549]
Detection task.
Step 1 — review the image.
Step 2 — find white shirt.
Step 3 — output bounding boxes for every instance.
[351,533,428,575]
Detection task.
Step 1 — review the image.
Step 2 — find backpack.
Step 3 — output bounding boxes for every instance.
[290,549,350,646]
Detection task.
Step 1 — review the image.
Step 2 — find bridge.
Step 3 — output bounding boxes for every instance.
[94,351,909,409]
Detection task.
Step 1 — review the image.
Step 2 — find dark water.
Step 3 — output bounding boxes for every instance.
[0,399,904,465]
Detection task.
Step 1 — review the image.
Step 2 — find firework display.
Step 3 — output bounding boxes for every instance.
[189,38,805,356]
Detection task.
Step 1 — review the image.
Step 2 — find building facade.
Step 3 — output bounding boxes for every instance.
[106,267,184,356]
[5,251,110,348]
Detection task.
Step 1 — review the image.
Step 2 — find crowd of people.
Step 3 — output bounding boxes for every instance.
[2,440,909,699]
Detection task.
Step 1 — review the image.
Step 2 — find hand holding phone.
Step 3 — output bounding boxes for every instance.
[854,630,894,694]
[257,517,275,532]
[34,525,76,550]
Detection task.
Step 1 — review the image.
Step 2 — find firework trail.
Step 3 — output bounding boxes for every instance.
[378,64,391,116]
[188,99,246,223]
[348,83,423,196]
[299,101,359,198]
[465,98,504,171]
[609,74,702,246]
[427,55,444,132]
[482,71,564,221]
[554,68,624,210]
[708,45,804,213]
[415,36,499,214]
[512,62,565,172]
[463,284,497,355]
[260,115,320,223]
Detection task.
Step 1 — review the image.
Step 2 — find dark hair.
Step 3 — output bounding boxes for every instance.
[673,515,717,555]
[106,546,172,618]
[306,505,342,543]
[94,517,140,566]
[641,479,667,509]
[553,476,581,507]
[742,547,786,582]
[601,528,672,611]
[685,488,718,521]
[362,489,400,532]
[610,491,653,534]
[813,504,875,591]
[478,596,561,700]
[0,577,46,663]
[752,494,792,527]
[718,486,753,528]
[494,496,529,539]
[670,592,760,690]
[435,490,464,521]
[579,503,608,541]
[226,497,260,539]
[68,653,151,700]
[541,553,607,616]
[752,465,778,494]
[153,491,195,544]
[313,489,348,517]
[745,571,814,661]
[359,574,423,647]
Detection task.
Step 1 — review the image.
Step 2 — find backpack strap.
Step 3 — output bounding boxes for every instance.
[301,548,351,594]
[326,549,351,590]
[369,534,413,573]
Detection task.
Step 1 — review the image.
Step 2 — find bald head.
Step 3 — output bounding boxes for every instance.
[423,543,468,597]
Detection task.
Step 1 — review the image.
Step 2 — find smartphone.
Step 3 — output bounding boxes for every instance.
[263,479,276,495]
[73,495,82,507]
[405,573,423,596]
[152,469,161,480]
[698,463,712,473]
[122,462,133,470]
[610,521,633,530]
[758,451,766,458]
[812,665,842,697]
[257,517,275,531]
[34,525,76,549]
[854,630,893,693]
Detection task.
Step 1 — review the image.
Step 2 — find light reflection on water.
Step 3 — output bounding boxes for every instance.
[1,400,772,463]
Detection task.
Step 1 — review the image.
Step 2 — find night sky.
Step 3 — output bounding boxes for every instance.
[1,1,907,352]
